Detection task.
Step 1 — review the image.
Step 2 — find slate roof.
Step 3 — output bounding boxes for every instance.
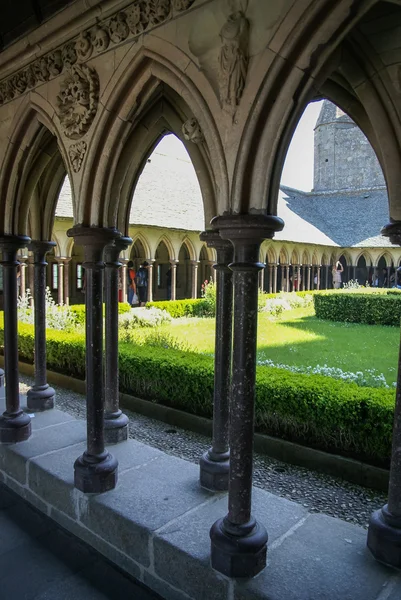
[56,135,394,249]
[277,185,394,248]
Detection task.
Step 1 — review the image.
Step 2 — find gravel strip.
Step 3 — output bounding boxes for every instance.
[19,375,386,529]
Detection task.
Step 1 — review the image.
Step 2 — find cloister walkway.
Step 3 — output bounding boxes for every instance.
[0,384,400,600]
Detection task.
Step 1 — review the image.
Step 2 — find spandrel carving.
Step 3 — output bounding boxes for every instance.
[219,6,249,111]
[57,65,99,140]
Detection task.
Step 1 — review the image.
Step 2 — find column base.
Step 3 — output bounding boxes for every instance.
[0,368,4,387]
[74,450,118,493]
[367,505,401,568]
[0,411,31,443]
[104,410,129,444]
[26,385,55,411]
[210,517,268,578]
[199,449,229,491]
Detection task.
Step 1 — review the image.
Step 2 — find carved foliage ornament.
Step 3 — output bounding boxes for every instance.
[0,0,196,106]
[57,65,99,139]
[69,141,87,172]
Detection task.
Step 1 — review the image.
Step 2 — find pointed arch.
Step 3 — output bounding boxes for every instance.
[0,92,72,236]
[131,232,152,261]
[278,245,289,264]
[154,234,174,261]
[266,245,277,264]
[355,249,373,267]
[180,237,196,262]
[302,249,311,265]
[375,251,393,268]
[290,249,299,265]
[79,40,227,230]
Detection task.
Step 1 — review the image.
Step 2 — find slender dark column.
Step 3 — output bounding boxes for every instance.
[0,235,31,443]
[26,241,56,411]
[199,231,233,491]
[367,221,401,567]
[210,214,284,578]
[67,226,119,493]
[104,236,132,444]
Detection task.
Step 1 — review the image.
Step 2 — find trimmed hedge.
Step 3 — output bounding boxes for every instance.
[70,302,131,325]
[0,318,395,466]
[146,298,212,318]
[314,292,401,326]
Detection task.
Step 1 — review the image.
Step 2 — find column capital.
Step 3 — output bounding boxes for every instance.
[381,221,401,245]
[191,260,200,266]
[211,214,284,244]
[0,234,31,259]
[170,259,179,267]
[104,236,133,265]
[146,258,155,265]
[29,241,56,264]
[55,256,71,263]
[67,226,121,266]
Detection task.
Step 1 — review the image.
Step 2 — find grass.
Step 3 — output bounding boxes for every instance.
[158,306,399,384]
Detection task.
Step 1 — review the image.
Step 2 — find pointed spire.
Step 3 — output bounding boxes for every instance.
[314,100,353,129]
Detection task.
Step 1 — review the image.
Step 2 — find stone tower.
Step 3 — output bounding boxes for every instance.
[313,100,385,192]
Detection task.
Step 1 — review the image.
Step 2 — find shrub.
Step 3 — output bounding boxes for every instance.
[18,288,76,332]
[70,302,131,325]
[147,298,212,318]
[0,317,395,465]
[118,308,172,342]
[314,291,401,326]
[201,278,216,315]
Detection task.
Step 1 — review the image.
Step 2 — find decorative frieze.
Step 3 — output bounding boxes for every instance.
[0,0,196,107]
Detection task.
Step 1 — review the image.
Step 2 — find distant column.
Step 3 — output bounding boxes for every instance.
[259,267,265,292]
[63,258,71,305]
[273,264,278,293]
[28,254,34,306]
[147,259,155,303]
[56,259,64,305]
[325,265,329,289]
[191,260,199,299]
[19,255,28,297]
[268,265,273,293]
[120,258,128,303]
[170,259,179,301]
[317,266,321,290]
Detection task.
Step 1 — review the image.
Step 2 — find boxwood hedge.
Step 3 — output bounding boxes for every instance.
[314,291,401,326]
[70,302,131,325]
[146,298,212,318]
[2,319,395,466]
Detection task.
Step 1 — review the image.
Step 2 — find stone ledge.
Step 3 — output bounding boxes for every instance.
[6,357,390,492]
[0,404,397,600]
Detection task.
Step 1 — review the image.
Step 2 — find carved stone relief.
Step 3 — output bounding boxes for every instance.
[219,3,249,111]
[69,141,87,172]
[182,117,204,144]
[57,65,99,139]
[0,0,196,106]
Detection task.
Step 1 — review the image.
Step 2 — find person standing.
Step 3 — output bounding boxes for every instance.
[127,260,137,306]
[136,261,149,307]
[332,261,343,289]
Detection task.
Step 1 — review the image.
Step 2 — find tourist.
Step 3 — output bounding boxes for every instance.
[136,261,149,306]
[127,260,137,306]
[332,261,343,289]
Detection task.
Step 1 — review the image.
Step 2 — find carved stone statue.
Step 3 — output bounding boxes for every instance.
[182,118,204,144]
[219,9,249,110]
[57,65,99,139]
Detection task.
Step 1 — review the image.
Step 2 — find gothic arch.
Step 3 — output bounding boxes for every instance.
[302,250,311,265]
[375,251,393,267]
[154,235,174,261]
[290,249,299,265]
[197,243,213,262]
[0,93,72,236]
[355,250,373,266]
[278,246,289,264]
[180,238,196,262]
[79,41,227,230]
[131,233,152,261]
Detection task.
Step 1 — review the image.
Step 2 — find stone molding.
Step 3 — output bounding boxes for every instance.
[0,0,196,107]
[68,141,88,172]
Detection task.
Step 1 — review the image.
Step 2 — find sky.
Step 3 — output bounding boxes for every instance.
[155,100,324,193]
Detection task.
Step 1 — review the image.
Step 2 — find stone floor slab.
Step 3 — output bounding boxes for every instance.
[235,513,394,600]
[80,454,213,567]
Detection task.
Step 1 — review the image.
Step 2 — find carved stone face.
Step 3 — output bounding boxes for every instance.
[92,25,110,52]
[62,43,77,69]
[47,50,63,77]
[76,32,93,61]
[108,13,129,43]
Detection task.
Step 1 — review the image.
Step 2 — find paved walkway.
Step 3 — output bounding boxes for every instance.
[0,483,160,600]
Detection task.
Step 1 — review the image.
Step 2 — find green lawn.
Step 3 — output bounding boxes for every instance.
[159,306,399,384]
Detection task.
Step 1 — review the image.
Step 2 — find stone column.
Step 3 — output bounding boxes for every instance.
[26,241,56,411]
[0,235,32,443]
[199,232,233,491]
[210,214,283,578]
[273,264,278,293]
[259,267,265,293]
[120,258,128,303]
[301,266,305,291]
[104,236,132,444]
[56,258,64,305]
[191,260,199,299]
[307,265,311,290]
[170,259,179,301]
[325,265,329,289]
[67,226,119,493]
[316,266,321,290]
[19,255,28,297]
[367,221,401,567]
[286,265,290,292]
[28,254,34,306]
[63,258,71,305]
[147,259,155,303]
[268,265,273,293]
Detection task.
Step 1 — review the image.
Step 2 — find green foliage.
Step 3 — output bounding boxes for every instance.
[70,302,131,325]
[314,292,401,326]
[201,277,216,315]
[147,298,212,318]
[0,316,395,465]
